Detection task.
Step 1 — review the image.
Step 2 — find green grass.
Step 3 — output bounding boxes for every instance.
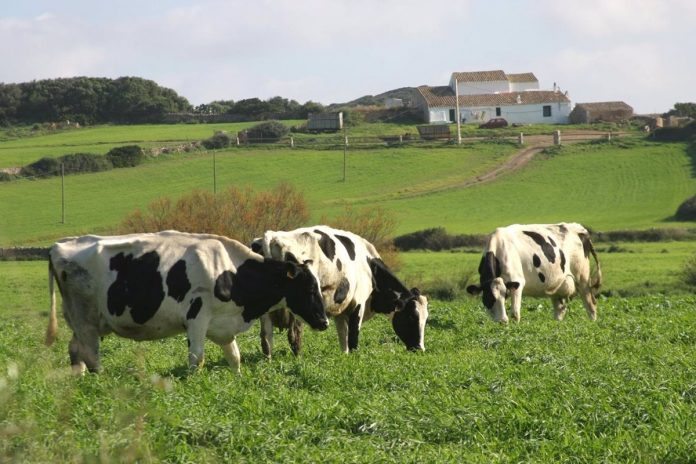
[1,260,695,462]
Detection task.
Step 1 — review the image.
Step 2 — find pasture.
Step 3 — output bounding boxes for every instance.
[1,260,695,462]
[2,123,696,461]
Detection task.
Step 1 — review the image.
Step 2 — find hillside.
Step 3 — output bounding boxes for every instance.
[327,87,418,109]
[0,123,693,246]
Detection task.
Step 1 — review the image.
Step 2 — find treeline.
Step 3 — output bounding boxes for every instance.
[193,97,325,121]
[0,77,191,125]
[0,77,327,126]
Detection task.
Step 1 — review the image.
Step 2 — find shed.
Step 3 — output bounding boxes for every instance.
[307,112,343,132]
[569,102,633,124]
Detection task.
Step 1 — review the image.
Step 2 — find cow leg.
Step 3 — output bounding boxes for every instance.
[260,313,274,359]
[335,314,350,354]
[347,308,362,352]
[552,297,567,321]
[186,324,207,371]
[510,288,523,323]
[221,338,241,374]
[76,327,101,373]
[68,334,87,375]
[287,315,303,356]
[580,286,598,321]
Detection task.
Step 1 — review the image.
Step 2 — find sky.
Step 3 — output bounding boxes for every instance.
[0,0,694,114]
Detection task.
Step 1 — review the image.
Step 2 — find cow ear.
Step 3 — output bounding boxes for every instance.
[466,284,482,295]
[284,251,299,264]
[303,259,313,266]
[410,287,420,296]
[286,262,299,279]
[505,281,520,290]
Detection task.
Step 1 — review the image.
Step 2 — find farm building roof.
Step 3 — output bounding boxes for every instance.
[507,72,538,83]
[417,86,571,108]
[450,70,508,82]
[573,101,633,112]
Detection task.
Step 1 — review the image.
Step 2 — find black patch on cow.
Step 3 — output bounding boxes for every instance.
[214,270,236,302]
[314,229,336,261]
[558,224,568,233]
[335,234,356,260]
[348,304,361,351]
[560,249,567,272]
[533,254,541,268]
[477,251,501,310]
[166,260,190,303]
[230,259,325,330]
[523,231,556,263]
[107,251,165,325]
[393,298,421,350]
[251,241,262,254]
[186,297,203,320]
[284,252,299,264]
[336,258,343,271]
[368,257,410,314]
[334,277,350,304]
[538,272,546,283]
[547,236,557,247]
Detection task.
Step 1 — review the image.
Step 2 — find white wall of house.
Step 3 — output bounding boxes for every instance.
[428,107,451,123]
[450,79,509,95]
[509,81,539,92]
[457,101,571,124]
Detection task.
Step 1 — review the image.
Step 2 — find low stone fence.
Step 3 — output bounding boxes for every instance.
[0,247,49,261]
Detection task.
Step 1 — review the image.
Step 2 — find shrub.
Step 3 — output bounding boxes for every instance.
[320,205,399,269]
[60,153,113,174]
[120,182,308,244]
[675,195,696,221]
[202,131,232,149]
[20,157,61,178]
[245,121,289,143]
[106,145,144,168]
[0,172,16,182]
[394,227,486,251]
[682,253,696,287]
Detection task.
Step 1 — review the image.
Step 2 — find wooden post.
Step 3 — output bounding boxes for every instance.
[399,134,403,145]
[343,135,348,182]
[607,132,612,141]
[213,151,217,194]
[554,130,561,145]
[290,136,294,148]
[236,137,240,146]
[455,78,462,145]
[518,133,524,145]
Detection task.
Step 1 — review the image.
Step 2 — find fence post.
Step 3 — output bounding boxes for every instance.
[236,137,240,146]
[61,163,65,224]
[607,132,612,141]
[554,130,561,145]
[290,136,294,148]
[518,132,524,145]
[343,136,348,182]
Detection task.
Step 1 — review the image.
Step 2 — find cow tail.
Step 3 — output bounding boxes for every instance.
[45,259,58,346]
[588,238,602,293]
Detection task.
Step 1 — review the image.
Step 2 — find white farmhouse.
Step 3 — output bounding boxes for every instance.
[415,70,571,125]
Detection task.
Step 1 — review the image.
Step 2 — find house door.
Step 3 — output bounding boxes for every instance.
[449,109,456,122]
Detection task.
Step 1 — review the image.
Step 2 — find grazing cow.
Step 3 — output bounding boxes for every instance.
[44,231,328,374]
[252,226,428,355]
[466,223,601,323]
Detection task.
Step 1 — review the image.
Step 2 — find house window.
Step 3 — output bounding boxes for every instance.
[543,105,552,117]
[496,107,501,117]
[449,109,456,122]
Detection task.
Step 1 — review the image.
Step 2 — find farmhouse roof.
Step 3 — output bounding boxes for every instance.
[417,86,570,108]
[507,72,538,83]
[573,101,633,112]
[450,70,508,82]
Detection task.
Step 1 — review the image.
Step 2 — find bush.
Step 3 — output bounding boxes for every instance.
[682,253,696,287]
[675,195,696,221]
[202,131,232,149]
[320,205,399,269]
[245,121,289,143]
[106,145,144,168]
[394,227,486,251]
[20,157,61,178]
[0,172,17,182]
[120,182,308,244]
[60,153,112,174]
[652,121,696,142]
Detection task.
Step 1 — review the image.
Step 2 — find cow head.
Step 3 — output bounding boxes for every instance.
[466,278,519,323]
[391,288,429,351]
[282,261,329,331]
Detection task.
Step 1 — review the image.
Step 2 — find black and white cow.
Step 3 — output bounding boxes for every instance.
[44,231,328,374]
[252,225,428,355]
[466,223,602,323]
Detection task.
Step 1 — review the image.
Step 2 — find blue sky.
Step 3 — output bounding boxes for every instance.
[1,0,694,113]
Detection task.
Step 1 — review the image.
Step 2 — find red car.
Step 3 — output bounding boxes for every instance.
[479,118,508,129]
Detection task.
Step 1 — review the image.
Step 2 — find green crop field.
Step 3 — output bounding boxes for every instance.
[1,260,695,462]
[1,123,696,462]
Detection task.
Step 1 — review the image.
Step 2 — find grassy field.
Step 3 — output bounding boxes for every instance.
[1,260,695,462]
[0,133,694,246]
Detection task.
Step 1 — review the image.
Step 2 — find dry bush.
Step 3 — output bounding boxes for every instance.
[321,205,400,269]
[120,182,309,244]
